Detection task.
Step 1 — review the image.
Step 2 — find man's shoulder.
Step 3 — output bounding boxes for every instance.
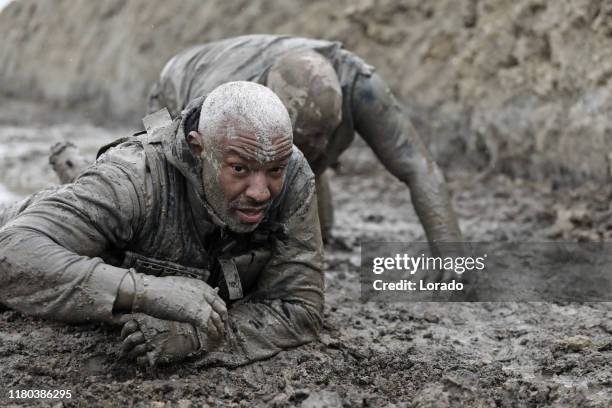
[93,136,162,190]
[97,137,147,167]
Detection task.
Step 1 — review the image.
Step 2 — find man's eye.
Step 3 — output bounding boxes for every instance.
[231,164,246,173]
[268,167,285,176]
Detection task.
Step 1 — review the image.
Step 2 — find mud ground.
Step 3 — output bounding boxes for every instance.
[0,102,610,407]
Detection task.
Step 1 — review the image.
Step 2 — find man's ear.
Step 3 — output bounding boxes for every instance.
[186,131,205,157]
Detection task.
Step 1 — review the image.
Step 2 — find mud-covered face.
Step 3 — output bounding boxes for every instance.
[292,98,341,163]
[267,53,343,164]
[186,81,294,232]
[199,121,293,233]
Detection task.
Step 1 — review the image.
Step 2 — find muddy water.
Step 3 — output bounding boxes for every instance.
[0,116,126,205]
[0,179,21,205]
[0,144,23,204]
[0,102,611,407]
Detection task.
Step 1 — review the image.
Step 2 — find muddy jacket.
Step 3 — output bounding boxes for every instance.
[149,34,462,245]
[0,106,324,367]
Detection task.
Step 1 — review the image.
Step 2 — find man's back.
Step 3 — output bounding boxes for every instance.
[149,35,344,117]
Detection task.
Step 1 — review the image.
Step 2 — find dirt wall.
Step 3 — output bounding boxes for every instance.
[1,0,611,183]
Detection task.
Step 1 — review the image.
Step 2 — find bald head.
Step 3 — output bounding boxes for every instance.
[186,81,294,233]
[198,81,293,155]
[267,51,342,162]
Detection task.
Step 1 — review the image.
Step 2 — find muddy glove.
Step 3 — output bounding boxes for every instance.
[120,313,213,366]
[129,272,227,342]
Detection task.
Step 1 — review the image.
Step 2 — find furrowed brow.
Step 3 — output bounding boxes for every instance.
[224,146,258,162]
[273,149,293,163]
[224,143,293,163]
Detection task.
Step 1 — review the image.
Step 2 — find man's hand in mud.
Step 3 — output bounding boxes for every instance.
[131,274,227,341]
[119,313,224,366]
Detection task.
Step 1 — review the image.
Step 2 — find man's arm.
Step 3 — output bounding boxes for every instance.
[352,72,463,248]
[0,144,147,323]
[201,160,324,367]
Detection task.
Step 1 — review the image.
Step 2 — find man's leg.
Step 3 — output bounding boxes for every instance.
[0,141,88,229]
[315,170,334,243]
[49,142,91,184]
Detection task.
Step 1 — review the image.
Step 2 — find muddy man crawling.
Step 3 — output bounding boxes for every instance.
[0,82,323,367]
[52,34,463,252]
[147,35,463,249]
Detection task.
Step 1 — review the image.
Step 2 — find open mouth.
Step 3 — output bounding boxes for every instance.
[235,207,265,223]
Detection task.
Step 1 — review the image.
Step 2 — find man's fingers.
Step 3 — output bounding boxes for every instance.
[208,314,225,339]
[121,320,139,340]
[211,298,227,320]
[207,319,219,340]
[125,343,148,359]
[121,331,145,354]
[201,287,216,303]
[210,312,225,338]
[202,288,227,315]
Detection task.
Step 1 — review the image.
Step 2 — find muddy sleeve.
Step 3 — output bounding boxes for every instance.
[0,186,63,229]
[352,72,463,246]
[0,145,146,324]
[202,170,324,367]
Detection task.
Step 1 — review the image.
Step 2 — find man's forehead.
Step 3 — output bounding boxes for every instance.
[218,131,293,163]
[212,119,288,142]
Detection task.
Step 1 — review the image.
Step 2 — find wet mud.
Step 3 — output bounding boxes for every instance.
[0,104,611,407]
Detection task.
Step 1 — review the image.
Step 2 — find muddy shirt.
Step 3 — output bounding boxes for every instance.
[149,34,462,244]
[0,108,324,367]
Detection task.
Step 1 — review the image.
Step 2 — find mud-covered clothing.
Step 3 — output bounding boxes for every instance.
[149,34,462,245]
[0,187,61,229]
[0,108,324,367]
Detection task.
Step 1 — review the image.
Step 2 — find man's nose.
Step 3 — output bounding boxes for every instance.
[245,172,271,203]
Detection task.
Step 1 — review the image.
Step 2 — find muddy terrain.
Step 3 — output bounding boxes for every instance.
[0,102,610,407]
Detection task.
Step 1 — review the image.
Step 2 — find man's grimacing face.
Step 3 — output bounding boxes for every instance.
[188,120,293,233]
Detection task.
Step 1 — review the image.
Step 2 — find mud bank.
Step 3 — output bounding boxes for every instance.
[3,1,612,184]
